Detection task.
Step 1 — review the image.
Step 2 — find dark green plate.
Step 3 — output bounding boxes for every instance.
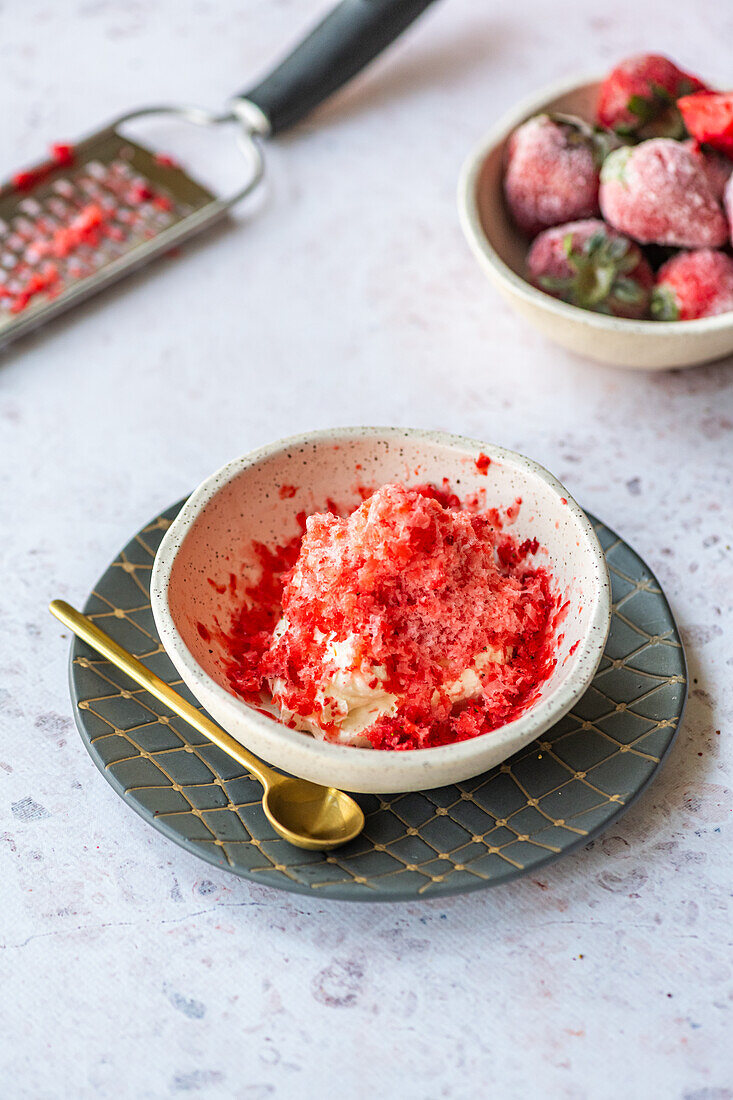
[69,500,687,901]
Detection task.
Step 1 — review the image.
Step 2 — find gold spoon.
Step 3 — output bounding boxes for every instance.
[49,600,364,851]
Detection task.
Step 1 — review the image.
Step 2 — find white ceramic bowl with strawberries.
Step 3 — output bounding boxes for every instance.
[458,75,733,370]
[150,428,611,794]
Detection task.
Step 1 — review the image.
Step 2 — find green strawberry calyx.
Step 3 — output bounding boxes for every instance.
[539,230,645,313]
[650,284,681,321]
[600,145,634,186]
[616,81,693,141]
[547,112,624,167]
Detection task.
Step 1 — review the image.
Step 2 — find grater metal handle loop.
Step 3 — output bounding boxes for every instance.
[111,104,266,207]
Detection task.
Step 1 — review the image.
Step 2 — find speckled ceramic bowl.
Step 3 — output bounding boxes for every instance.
[150,428,611,793]
[458,75,733,371]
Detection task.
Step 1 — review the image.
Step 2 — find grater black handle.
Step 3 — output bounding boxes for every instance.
[236,0,440,137]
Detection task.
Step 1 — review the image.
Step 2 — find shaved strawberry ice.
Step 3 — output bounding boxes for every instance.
[223,484,560,751]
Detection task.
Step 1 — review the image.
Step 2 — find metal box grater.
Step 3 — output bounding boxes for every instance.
[0,0,438,348]
[0,120,252,349]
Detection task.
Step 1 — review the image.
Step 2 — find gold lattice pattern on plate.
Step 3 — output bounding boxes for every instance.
[69,503,687,901]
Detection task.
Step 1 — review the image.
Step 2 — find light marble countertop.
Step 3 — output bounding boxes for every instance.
[2,1,731,1097]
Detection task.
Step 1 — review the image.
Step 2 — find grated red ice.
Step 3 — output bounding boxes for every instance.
[0,264,60,314]
[503,114,603,237]
[12,142,75,192]
[222,484,560,751]
[154,152,181,169]
[1,158,176,315]
[599,139,728,248]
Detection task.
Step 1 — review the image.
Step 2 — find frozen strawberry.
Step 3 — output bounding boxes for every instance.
[503,113,619,236]
[527,219,653,318]
[599,139,728,247]
[684,139,733,200]
[678,92,733,157]
[651,249,733,320]
[725,175,733,245]
[597,54,708,139]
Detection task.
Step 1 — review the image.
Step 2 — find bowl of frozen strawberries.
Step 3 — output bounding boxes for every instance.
[459,54,733,369]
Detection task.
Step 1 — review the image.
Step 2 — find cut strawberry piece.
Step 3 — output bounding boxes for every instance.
[678,92,733,157]
[597,54,708,139]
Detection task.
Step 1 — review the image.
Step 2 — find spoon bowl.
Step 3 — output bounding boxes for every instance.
[49,600,365,852]
[263,777,365,850]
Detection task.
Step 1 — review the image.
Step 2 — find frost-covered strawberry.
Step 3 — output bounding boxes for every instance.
[503,113,618,236]
[651,249,733,320]
[527,219,653,318]
[678,92,733,157]
[597,54,708,139]
[725,175,733,246]
[599,139,728,247]
[684,140,733,201]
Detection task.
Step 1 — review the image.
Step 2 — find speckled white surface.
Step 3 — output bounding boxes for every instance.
[1,1,731,1097]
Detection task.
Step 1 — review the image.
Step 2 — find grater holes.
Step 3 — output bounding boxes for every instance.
[13,216,36,241]
[1,150,184,319]
[51,179,75,199]
[47,197,72,219]
[78,178,105,201]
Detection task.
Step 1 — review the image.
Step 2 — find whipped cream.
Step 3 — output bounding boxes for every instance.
[269,619,508,747]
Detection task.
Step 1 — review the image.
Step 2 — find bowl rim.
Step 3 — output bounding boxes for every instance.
[457,72,733,337]
[150,426,612,773]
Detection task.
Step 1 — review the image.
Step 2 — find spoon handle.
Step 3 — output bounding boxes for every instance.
[49,599,277,789]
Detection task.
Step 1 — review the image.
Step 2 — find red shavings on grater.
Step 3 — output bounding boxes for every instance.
[12,143,75,192]
[0,144,179,315]
[154,152,181,169]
